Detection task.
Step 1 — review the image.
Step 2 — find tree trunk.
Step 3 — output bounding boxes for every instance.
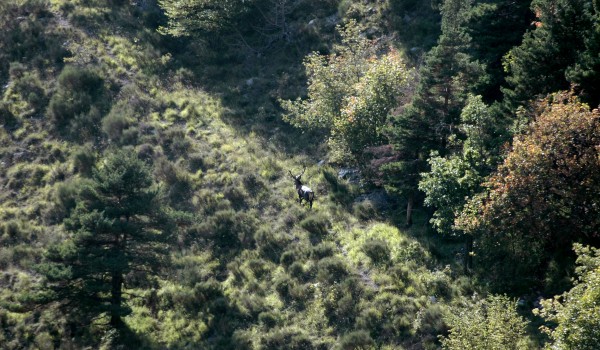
[110,272,123,328]
[406,193,414,227]
[464,235,473,274]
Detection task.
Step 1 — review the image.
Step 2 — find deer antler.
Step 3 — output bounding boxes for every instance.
[300,166,306,176]
[288,170,295,178]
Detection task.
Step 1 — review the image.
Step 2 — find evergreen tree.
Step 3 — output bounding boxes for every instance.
[386,0,484,226]
[466,0,533,102]
[565,0,600,106]
[503,0,600,108]
[39,150,174,328]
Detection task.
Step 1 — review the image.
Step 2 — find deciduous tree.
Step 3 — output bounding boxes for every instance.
[419,95,507,270]
[458,92,600,291]
[282,22,411,162]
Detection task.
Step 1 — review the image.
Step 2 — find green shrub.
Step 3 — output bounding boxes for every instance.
[311,242,336,260]
[336,330,375,350]
[154,158,194,209]
[414,304,447,339]
[342,224,429,267]
[370,292,418,338]
[160,126,191,160]
[362,239,390,265]
[0,1,67,82]
[288,282,313,307]
[440,295,532,350]
[200,209,258,253]
[389,264,414,291]
[193,279,223,306]
[102,108,131,142]
[3,220,21,239]
[280,250,297,268]
[355,307,383,339]
[241,173,266,194]
[188,152,205,172]
[0,102,18,129]
[137,143,156,162]
[261,327,314,350]
[47,66,108,139]
[246,258,269,279]
[288,261,305,280]
[317,257,348,284]
[536,244,600,350]
[352,200,377,221]
[424,271,455,300]
[5,63,47,116]
[6,163,50,190]
[299,213,331,242]
[223,183,248,210]
[0,247,14,269]
[254,227,289,263]
[322,168,353,205]
[72,144,96,176]
[52,179,88,222]
[274,275,294,300]
[258,311,280,328]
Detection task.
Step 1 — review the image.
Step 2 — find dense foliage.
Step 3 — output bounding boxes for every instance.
[281,22,412,162]
[536,244,600,349]
[39,150,174,329]
[1,0,600,349]
[458,92,600,292]
[441,295,533,350]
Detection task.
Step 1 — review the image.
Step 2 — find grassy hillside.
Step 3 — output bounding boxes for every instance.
[0,1,544,349]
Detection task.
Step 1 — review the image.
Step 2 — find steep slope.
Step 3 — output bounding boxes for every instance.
[0,1,473,349]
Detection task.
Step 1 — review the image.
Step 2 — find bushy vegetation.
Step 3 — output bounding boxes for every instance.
[536,244,600,349]
[1,0,600,349]
[441,295,533,350]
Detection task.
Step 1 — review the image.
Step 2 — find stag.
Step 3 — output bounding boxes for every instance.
[288,167,314,209]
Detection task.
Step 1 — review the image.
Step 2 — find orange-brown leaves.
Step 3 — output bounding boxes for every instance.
[457,92,600,290]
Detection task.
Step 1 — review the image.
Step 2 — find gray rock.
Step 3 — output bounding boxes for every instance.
[338,167,357,179]
[354,190,391,210]
[324,14,339,27]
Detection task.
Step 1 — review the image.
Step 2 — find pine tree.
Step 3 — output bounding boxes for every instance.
[386,0,484,226]
[466,0,533,102]
[39,150,174,328]
[565,0,600,106]
[503,0,600,108]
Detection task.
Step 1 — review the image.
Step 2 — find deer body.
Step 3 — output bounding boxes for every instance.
[289,168,314,209]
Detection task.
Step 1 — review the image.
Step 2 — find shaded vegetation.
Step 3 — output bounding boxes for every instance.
[1,0,599,349]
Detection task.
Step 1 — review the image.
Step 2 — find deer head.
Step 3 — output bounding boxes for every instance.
[288,167,306,188]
